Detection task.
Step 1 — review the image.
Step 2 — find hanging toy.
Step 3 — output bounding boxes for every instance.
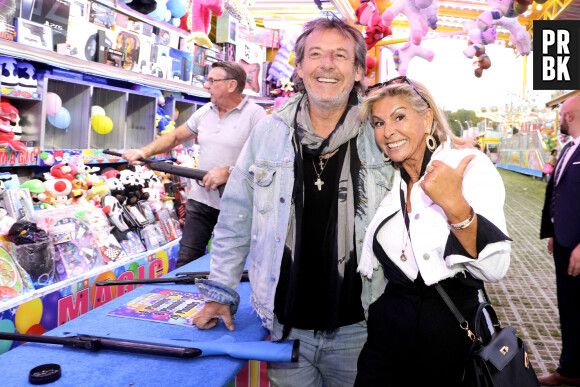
[180,0,224,48]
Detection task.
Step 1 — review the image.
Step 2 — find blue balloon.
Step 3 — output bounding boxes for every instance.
[47,106,71,130]
[0,319,16,354]
[39,291,63,330]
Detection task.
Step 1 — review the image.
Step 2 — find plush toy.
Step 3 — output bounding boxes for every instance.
[180,0,224,47]
[70,158,100,181]
[392,42,434,76]
[0,98,25,151]
[22,179,53,210]
[86,184,110,207]
[472,44,491,78]
[356,0,392,50]
[355,0,378,25]
[43,179,73,208]
[69,179,89,205]
[16,62,37,92]
[267,29,299,83]
[493,17,531,55]
[382,0,432,46]
[475,0,517,31]
[462,20,498,58]
[0,208,16,236]
[125,0,157,14]
[148,0,172,22]
[101,196,129,232]
[101,167,121,180]
[156,106,176,135]
[0,56,18,88]
[364,13,392,50]
[46,163,75,181]
[119,168,148,205]
[224,0,256,35]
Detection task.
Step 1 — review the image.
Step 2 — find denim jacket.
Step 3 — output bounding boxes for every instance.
[197,92,394,330]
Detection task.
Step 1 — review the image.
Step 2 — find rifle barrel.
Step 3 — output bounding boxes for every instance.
[0,332,201,358]
[95,271,249,287]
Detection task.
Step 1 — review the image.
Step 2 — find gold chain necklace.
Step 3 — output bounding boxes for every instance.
[400,185,412,262]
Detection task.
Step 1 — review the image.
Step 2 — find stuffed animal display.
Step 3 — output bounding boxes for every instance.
[180,0,224,47]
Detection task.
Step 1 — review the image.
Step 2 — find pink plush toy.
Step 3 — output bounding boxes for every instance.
[462,20,498,58]
[382,0,430,46]
[493,17,531,55]
[356,0,392,50]
[365,14,392,50]
[393,42,434,76]
[180,0,224,47]
[0,98,25,151]
[0,208,15,236]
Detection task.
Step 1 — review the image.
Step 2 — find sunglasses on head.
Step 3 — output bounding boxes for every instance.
[364,76,431,109]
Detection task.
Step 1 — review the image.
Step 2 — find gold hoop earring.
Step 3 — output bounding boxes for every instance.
[382,152,391,163]
[426,134,436,152]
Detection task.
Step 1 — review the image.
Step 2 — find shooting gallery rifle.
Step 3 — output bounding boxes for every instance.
[0,332,299,362]
[102,149,224,195]
[95,270,249,286]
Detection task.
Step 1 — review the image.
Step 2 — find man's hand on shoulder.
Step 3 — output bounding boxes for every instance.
[192,302,235,331]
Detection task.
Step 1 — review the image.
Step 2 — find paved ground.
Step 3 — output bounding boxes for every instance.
[489,168,561,379]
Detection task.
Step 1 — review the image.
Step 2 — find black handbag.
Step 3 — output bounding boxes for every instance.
[435,284,540,387]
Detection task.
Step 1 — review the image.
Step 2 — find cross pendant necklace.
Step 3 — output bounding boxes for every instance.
[312,156,330,191]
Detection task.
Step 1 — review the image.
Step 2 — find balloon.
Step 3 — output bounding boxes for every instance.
[47,106,71,129]
[46,92,62,116]
[0,319,15,354]
[91,105,106,117]
[39,291,62,330]
[25,323,46,336]
[155,250,169,276]
[128,262,140,278]
[91,271,117,305]
[15,298,42,333]
[92,115,113,135]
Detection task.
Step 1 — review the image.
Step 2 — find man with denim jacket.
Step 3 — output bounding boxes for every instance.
[192,18,393,386]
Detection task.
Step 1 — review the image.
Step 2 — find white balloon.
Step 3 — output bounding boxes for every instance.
[91,106,106,117]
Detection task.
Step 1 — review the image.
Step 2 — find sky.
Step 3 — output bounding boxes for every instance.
[377,37,555,113]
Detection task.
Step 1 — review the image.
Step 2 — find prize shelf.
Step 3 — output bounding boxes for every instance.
[0,39,210,98]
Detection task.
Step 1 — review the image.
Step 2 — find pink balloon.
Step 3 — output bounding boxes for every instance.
[46,92,62,116]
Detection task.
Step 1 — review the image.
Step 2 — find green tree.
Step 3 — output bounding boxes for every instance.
[445,109,479,136]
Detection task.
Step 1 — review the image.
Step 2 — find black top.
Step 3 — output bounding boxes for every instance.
[274,148,364,330]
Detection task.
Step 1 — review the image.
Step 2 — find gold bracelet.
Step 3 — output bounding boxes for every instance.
[448,207,475,230]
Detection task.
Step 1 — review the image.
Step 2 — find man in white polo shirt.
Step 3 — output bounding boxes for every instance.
[123,61,267,267]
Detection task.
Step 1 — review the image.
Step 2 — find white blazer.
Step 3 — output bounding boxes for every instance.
[358,141,511,286]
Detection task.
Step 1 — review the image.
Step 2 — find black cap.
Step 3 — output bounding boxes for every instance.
[29,364,62,385]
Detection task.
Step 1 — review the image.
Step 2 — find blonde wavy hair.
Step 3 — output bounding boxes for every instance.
[359,78,459,146]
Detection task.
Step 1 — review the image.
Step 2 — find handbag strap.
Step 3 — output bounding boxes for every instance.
[434,284,478,341]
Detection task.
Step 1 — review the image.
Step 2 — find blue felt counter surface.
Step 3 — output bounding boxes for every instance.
[0,254,267,387]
